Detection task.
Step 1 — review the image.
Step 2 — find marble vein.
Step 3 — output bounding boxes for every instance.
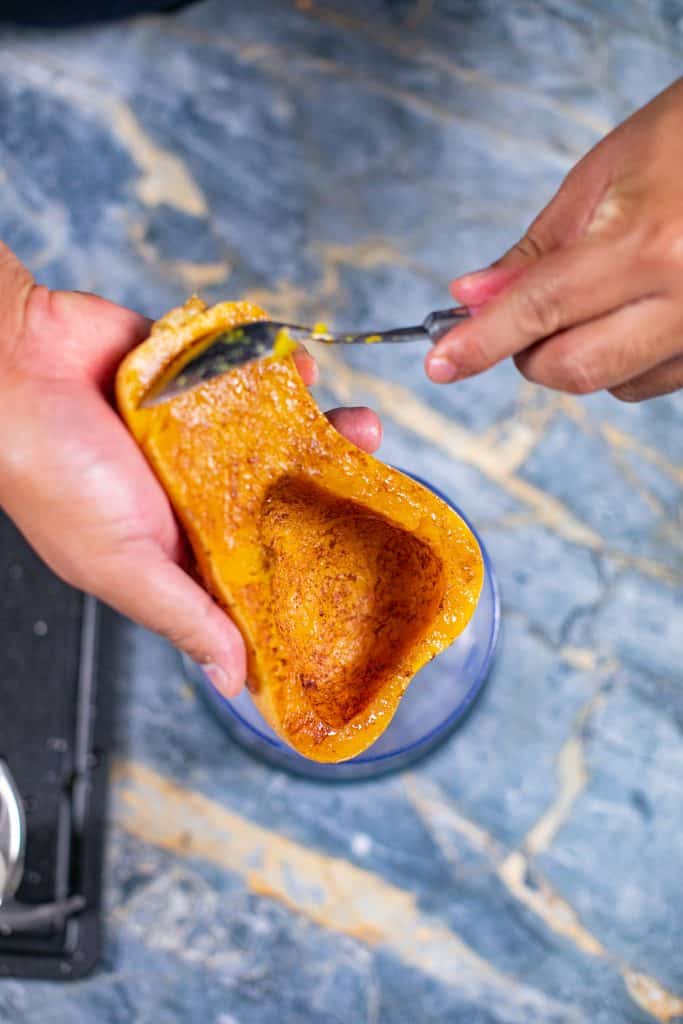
[304,4,615,137]
[0,51,207,218]
[403,764,683,1024]
[113,759,579,1023]
[152,20,582,164]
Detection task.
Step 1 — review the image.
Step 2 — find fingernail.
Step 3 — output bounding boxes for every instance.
[452,266,516,303]
[307,359,319,385]
[202,662,239,698]
[427,355,458,383]
[293,347,319,385]
[458,267,490,282]
[452,267,500,289]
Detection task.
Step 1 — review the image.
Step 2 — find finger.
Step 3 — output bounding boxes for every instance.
[450,265,524,307]
[96,546,246,698]
[24,289,152,386]
[609,353,683,402]
[0,242,35,360]
[426,235,652,384]
[292,351,382,449]
[513,296,683,395]
[325,407,382,453]
[292,345,319,386]
[450,154,611,307]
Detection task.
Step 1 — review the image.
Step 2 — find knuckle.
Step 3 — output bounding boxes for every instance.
[588,190,631,238]
[514,283,562,340]
[556,351,599,395]
[438,331,491,379]
[19,284,51,336]
[73,556,122,608]
[512,231,544,263]
[638,218,683,275]
[459,332,492,376]
[663,225,683,273]
[667,228,683,270]
[513,350,541,384]
[609,382,644,403]
[163,591,217,659]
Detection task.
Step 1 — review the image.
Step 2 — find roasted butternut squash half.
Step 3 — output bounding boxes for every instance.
[116,298,483,762]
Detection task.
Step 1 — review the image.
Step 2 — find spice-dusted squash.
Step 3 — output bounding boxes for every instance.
[116,297,483,762]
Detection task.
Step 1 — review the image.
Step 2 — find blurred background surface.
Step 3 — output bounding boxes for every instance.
[0,2,682,1021]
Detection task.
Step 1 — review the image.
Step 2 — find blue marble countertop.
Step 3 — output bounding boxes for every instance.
[1,2,682,1021]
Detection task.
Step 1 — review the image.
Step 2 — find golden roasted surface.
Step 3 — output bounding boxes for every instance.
[116,298,483,762]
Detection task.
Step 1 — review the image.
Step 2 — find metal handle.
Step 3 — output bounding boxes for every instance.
[423,306,470,343]
[0,760,25,906]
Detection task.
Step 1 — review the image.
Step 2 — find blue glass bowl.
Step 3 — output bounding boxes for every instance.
[183,472,500,780]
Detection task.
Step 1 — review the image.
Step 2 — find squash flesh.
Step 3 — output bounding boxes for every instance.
[116,298,484,762]
[261,475,445,731]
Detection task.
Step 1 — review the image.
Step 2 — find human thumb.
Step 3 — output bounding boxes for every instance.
[0,241,35,358]
[98,547,246,699]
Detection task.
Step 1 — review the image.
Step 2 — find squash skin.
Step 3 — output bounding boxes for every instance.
[116,298,484,762]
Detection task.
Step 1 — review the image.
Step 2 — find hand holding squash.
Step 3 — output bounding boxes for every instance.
[117,298,483,761]
[0,244,381,698]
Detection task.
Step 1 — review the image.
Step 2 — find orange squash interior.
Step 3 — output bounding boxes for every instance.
[116,297,484,762]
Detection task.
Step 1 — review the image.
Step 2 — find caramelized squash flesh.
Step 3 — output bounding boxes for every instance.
[262,475,445,731]
[116,298,484,762]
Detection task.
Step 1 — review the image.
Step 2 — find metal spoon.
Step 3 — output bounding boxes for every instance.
[0,760,25,907]
[0,760,90,934]
[140,305,470,408]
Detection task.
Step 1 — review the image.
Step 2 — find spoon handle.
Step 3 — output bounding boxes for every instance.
[423,306,471,343]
